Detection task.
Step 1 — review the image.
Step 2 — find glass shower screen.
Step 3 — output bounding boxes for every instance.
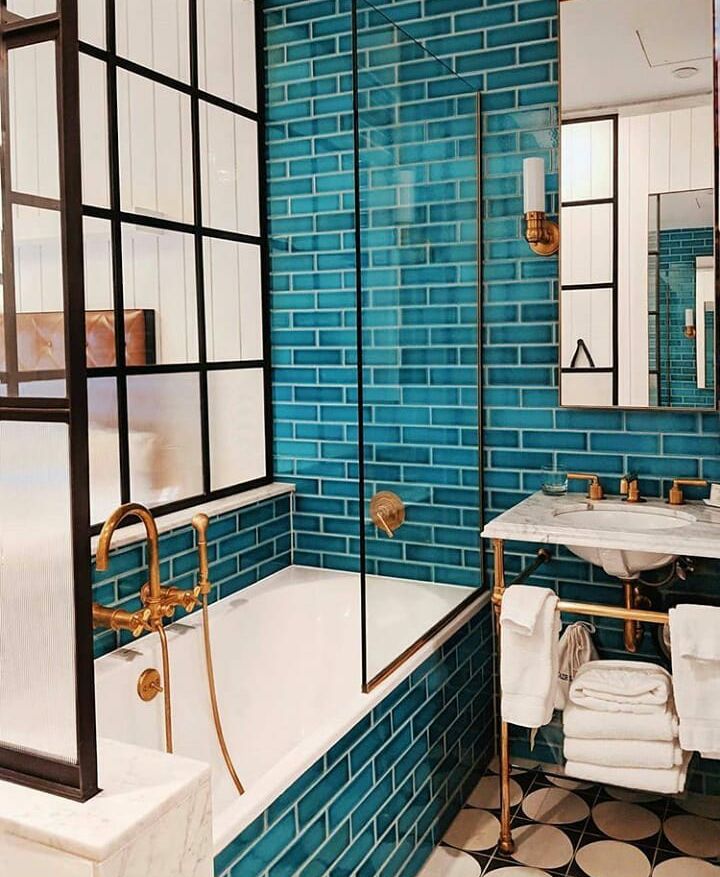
[353,1,483,689]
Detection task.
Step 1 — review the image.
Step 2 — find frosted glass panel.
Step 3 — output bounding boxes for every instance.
[127,373,203,505]
[83,217,113,312]
[197,0,257,110]
[89,378,121,524]
[8,41,59,200]
[80,54,110,208]
[116,0,190,83]
[208,369,266,490]
[118,71,193,223]
[79,0,106,48]
[200,103,260,235]
[0,419,77,764]
[122,224,198,364]
[204,239,262,361]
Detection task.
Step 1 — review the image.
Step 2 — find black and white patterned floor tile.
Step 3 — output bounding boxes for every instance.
[419,761,720,877]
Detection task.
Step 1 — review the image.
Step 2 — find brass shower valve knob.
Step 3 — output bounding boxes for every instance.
[370,491,406,538]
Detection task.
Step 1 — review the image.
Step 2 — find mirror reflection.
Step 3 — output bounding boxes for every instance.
[560,0,716,409]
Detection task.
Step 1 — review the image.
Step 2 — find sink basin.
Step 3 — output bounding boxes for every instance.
[554,503,696,579]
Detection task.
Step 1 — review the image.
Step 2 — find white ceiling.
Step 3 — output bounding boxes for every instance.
[561,0,713,115]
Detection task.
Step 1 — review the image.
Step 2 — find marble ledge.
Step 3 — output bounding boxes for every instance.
[0,738,211,865]
[90,482,296,554]
[481,490,720,561]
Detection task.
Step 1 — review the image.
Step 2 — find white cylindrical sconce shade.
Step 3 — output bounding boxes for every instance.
[523,157,546,213]
[685,308,695,328]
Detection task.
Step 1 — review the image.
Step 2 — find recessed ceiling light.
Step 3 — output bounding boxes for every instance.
[673,66,699,79]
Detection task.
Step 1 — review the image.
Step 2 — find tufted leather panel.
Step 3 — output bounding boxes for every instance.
[0,309,155,371]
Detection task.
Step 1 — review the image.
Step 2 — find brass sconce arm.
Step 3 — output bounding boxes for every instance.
[525,211,559,256]
[568,472,605,501]
[667,478,708,506]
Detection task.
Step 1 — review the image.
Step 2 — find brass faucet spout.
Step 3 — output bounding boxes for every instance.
[96,503,163,624]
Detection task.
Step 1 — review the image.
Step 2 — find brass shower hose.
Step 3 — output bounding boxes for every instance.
[192,514,245,795]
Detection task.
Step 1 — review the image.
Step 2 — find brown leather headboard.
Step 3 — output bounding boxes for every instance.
[0,309,156,371]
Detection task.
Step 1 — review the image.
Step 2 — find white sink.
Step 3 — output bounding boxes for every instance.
[554,502,696,579]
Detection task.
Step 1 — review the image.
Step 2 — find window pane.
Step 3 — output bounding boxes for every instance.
[0,419,77,764]
[116,0,190,83]
[8,41,59,200]
[12,204,66,396]
[79,0,106,48]
[208,368,266,490]
[122,224,198,364]
[118,71,193,223]
[5,0,56,19]
[127,373,203,505]
[80,54,110,208]
[204,238,262,361]
[89,377,121,525]
[197,0,256,110]
[200,103,259,236]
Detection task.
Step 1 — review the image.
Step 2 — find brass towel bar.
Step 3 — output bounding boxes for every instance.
[491,538,670,854]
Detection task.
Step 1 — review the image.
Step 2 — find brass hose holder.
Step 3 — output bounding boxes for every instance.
[370,491,405,538]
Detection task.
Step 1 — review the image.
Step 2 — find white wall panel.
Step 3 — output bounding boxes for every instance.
[561,372,614,407]
[116,0,190,82]
[208,369,266,491]
[79,54,110,208]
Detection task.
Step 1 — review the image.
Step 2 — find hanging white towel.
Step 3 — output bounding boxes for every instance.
[555,622,598,710]
[564,737,683,769]
[565,752,691,795]
[670,604,720,759]
[563,700,678,742]
[501,585,560,729]
[569,659,672,713]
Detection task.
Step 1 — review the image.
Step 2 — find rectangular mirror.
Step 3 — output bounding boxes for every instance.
[559,0,717,409]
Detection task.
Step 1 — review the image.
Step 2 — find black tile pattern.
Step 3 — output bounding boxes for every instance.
[428,764,720,876]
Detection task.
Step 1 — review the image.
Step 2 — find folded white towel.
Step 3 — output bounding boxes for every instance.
[563,701,678,742]
[565,752,691,795]
[670,605,720,759]
[501,585,560,729]
[564,737,683,769]
[555,622,598,710]
[569,659,672,713]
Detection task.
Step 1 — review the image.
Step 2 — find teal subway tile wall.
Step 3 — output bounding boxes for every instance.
[656,228,715,409]
[215,610,494,877]
[265,0,720,793]
[91,494,292,659]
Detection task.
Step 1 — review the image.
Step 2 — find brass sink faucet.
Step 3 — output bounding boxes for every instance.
[620,472,644,503]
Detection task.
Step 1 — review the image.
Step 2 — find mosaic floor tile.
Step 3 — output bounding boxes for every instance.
[424,766,720,877]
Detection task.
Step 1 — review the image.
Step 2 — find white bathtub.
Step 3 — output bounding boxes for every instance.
[94,566,486,853]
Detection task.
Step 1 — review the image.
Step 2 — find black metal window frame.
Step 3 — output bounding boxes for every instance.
[0,0,98,801]
[80,0,273,533]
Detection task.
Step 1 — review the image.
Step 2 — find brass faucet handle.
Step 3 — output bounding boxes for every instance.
[667,478,708,506]
[620,476,643,503]
[150,584,201,615]
[567,472,604,501]
[92,604,151,638]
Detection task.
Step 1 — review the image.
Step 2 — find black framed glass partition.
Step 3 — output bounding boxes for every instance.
[78,0,272,531]
[0,0,98,801]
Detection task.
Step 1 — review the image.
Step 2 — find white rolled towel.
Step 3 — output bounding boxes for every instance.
[563,701,678,742]
[564,737,683,769]
[565,752,691,795]
[569,659,672,714]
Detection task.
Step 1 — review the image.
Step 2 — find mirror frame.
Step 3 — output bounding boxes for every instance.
[557,0,720,412]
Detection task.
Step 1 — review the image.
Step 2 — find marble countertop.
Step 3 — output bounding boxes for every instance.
[481,491,720,560]
[0,738,210,862]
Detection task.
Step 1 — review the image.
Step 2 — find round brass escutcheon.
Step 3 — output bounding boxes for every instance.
[370,491,405,538]
[137,668,163,702]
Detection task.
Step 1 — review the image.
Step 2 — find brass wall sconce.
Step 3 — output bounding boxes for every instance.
[523,157,559,256]
[684,308,696,339]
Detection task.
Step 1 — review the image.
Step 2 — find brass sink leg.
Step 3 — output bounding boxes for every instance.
[623,582,646,653]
